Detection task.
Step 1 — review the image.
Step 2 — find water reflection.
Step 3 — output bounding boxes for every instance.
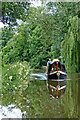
[47,79,67,99]
[0,104,22,118]
[0,71,80,118]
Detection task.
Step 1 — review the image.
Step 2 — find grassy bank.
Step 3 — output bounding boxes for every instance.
[1,61,32,94]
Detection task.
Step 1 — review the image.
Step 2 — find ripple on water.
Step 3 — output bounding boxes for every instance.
[30,73,47,80]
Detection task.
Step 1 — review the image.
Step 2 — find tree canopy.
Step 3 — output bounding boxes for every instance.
[1,2,31,26]
[1,1,80,72]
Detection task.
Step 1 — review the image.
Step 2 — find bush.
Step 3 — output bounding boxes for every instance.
[1,61,31,94]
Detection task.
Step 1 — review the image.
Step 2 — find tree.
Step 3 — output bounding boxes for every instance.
[2,2,80,71]
[1,26,15,48]
[1,1,31,26]
[61,16,80,72]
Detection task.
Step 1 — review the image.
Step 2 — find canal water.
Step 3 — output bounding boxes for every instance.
[0,70,80,119]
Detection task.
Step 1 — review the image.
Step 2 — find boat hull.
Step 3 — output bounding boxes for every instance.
[47,71,67,79]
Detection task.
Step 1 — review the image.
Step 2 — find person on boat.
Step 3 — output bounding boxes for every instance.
[60,62,66,72]
[47,59,52,73]
[47,59,52,64]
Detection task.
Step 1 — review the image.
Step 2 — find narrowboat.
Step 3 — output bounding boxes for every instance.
[47,59,67,79]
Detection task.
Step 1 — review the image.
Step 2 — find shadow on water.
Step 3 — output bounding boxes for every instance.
[0,70,80,119]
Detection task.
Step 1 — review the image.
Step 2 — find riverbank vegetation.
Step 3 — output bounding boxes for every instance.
[1,1,80,73]
[1,61,31,94]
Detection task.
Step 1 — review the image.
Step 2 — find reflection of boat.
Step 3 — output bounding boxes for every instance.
[47,59,67,79]
[47,79,66,99]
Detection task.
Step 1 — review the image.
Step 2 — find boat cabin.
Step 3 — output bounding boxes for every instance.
[47,59,67,79]
[48,59,66,73]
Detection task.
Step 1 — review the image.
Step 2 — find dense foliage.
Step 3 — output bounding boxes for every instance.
[61,16,80,72]
[1,61,31,94]
[1,1,80,72]
[1,2,31,26]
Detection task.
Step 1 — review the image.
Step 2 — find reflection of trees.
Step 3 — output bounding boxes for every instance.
[78,74,80,118]
[61,73,79,118]
[1,74,79,118]
[1,80,65,118]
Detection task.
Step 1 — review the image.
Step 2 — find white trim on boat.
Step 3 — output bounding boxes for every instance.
[58,71,67,75]
[49,71,67,75]
[50,71,57,75]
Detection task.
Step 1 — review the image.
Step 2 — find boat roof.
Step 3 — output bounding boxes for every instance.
[52,59,60,64]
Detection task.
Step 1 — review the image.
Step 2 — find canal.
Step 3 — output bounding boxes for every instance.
[0,70,80,119]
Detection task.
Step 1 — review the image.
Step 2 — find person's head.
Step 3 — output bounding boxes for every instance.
[49,59,51,61]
